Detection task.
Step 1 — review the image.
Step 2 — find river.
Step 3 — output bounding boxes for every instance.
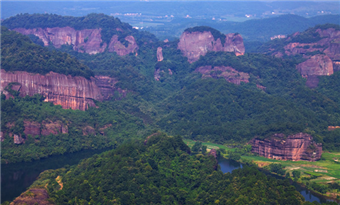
[1,148,111,203]
[218,157,337,203]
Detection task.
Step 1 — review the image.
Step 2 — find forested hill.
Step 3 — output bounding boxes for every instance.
[2,13,158,46]
[11,134,330,205]
[1,27,94,78]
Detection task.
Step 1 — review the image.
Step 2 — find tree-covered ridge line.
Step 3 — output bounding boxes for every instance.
[1,13,159,46]
[7,134,336,205]
[1,27,94,79]
[184,26,227,45]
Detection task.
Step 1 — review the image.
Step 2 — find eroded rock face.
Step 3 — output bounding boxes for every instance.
[14,27,107,54]
[14,134,25,144]
[178,31,245,63]
[108,35,138,56]
[296,54,333,88]
[195,66,249,85]
[24,120,41,137]
[41,120,68,136]
[157,47,164,61]
[1,69,121,111]
[14,27,139,56]
[82,125,96,136]
[10,188,52,205]
[250,133,322,161]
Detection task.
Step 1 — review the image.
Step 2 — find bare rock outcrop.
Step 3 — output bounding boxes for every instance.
[10,188,52,205]
[14,27,139,56]
[157,47,164,61]
[14,27,107,54]
[14,134,25,144]
[178,31,245,63]
[41,120,68,136]
[24,120,41,137]
[108,35,138,56]
[250,133,322,162]
[296,54,333,88]
[195,66,249,85]
[1,69,121,111]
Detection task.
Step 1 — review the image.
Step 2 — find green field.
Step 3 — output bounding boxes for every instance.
[184,139,340,199]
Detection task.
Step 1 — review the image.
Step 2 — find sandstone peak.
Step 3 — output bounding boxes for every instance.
[178,28,245,63]
[0,69,123,111]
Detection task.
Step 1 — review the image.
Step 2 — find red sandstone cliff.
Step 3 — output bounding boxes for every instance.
[195,66,249,85]
[250,133,322,162]
[178,31,245,63]
[1,69,121,111]
[269,28,340,88]
[13,27,138,56]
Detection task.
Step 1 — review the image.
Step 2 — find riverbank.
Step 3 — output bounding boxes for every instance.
[184,139,340,202]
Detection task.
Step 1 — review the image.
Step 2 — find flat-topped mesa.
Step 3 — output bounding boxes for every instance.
[250,133,322,162]
[13,27,138,56]
[0,69,120,111]
[178,28,245,63]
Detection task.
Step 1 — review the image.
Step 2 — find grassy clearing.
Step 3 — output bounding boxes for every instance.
[183,139,236,152]
[184,139,340,199]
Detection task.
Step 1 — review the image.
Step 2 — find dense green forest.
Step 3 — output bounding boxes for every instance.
[1,94,146,163]
[1,27,94,79]
[12,134,336,205]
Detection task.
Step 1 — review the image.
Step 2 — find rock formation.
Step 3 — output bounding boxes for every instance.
[268,27,340,87]
[13,27,139,56]
[14,134,25,144]
[1,69,121,111]
[10,188,52,205]
[195,66,249,85]
[108,35,139,56]
[250,133,322,161]
[296,54,334,88]
[157,47,164,61]
[178,31,245,63]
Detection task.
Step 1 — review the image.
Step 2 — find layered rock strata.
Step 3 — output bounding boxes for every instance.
[13,27,138,55]
[1,69,120,111]
[270,28,340,88]
[178,31,245,63]
[195,66,249,85]
[250,133,322,161]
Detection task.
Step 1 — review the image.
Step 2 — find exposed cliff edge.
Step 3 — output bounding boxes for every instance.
[250,133,322,162]
[13,27,138,56]
[178,29,245,63]
[1,69,123,111]
[265,26,340,88]
[195,66,249,85]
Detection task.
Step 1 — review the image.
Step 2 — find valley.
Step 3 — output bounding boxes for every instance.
[1,6,340,205]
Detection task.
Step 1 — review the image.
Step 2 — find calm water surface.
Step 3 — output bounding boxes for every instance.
[218,157,337,204]
[1,148,111,202]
